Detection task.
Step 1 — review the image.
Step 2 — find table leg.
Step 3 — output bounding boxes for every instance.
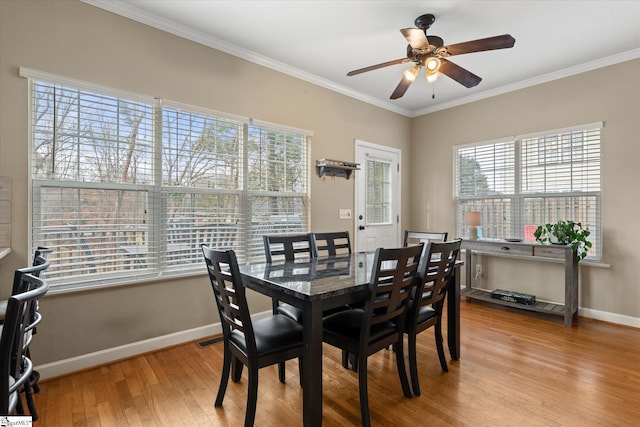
[447,265,461,360]
[302,301,323,427]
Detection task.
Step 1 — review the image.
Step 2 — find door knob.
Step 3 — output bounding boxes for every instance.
[359,225,365,230]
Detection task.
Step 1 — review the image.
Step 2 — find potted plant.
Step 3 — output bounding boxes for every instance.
[533,220,592,260]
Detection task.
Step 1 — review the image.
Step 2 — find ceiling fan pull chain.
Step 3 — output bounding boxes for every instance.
[432,81,436,99]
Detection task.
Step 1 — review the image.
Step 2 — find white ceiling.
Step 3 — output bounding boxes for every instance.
[86,0,640,117]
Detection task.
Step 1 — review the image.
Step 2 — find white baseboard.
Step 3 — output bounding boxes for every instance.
[36,310,272,381]
[578,307,640,328]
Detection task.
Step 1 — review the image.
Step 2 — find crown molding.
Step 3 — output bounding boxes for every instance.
[411,48,640,117]
[83,1,638,119]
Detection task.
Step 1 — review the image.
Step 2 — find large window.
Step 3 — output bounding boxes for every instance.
[454,123,602,260]
[26,70,310,289]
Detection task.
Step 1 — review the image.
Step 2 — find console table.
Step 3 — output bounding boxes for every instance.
[461,239,578,326]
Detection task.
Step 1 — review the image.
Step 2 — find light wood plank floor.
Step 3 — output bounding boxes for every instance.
[33,300,639,426]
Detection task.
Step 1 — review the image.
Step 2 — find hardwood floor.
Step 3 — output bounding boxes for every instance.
[33,300,639,426]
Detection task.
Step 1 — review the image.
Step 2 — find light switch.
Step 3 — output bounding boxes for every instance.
[339,209,352,220]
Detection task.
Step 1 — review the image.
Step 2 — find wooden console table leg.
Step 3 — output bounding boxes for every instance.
[564,252,579,326]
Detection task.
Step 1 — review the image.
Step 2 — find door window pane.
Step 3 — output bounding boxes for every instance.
[366,159,391,224]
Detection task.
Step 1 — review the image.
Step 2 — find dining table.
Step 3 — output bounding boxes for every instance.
[239,252,462,427]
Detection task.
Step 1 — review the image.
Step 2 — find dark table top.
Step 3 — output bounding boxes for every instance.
[239,252,377,302]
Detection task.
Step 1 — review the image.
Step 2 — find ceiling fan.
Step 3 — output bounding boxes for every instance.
[347,14,516,99]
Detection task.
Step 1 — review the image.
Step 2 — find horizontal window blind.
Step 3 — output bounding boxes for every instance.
[28,74,311,289]
[454,124,601,260]
[32,81,155,184]
[161,106,245,270]
[246,124,310,262]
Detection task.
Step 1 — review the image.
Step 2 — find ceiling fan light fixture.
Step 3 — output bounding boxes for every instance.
[403,64,420,82]
[425,57,441,73]
[426,71,439,83]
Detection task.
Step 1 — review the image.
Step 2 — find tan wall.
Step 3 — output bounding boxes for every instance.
[410,59,640,319]
[0,1,410,364]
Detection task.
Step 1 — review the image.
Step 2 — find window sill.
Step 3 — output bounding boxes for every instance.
[44,269,207,296]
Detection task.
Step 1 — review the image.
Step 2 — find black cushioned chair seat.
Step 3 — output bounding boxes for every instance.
[323,309,397,344]
[411,305,437,326]
[276,303,304,323]
[230,314,303,358]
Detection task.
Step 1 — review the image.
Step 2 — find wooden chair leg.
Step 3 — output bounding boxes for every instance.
[216,347,232,407]
[407,333,420,396]
[350,352,359,372]
[434,322,449,372]
[357,355,371,427]
[245,365,259,427]
[298,357,303,387]
[394,338,412,398]
[232,356,244,383]
[342,349,359,371]
[278,362,286,383]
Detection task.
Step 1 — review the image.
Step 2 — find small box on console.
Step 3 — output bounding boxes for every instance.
[489,289,536,305]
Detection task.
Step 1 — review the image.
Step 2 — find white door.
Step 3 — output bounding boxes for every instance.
[354,140,401,252]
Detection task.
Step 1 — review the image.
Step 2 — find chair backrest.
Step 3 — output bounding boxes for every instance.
[201,246,256,355]
[361,244,423,343]
[403,230,448,247]
[310,231,351,257]
[33,246,53,265]
[10,256,50,296]
[263,234,314,263]
[0,274,48,414]
[411,239,462,319]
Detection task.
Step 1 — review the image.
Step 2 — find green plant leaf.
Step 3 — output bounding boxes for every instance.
[534,219,591,260]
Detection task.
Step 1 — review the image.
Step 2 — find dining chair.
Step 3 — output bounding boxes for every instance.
[202,245,304,427]
[310,231,356,368]
[22,247,52,419]
[0,273,48,416]
[403,230,448,247]
[0,250,51,419]
[322,244,423,427]
[405,239,461,396]
[263,234,313,381]
[310,231,351,257]
[263,233,313,323]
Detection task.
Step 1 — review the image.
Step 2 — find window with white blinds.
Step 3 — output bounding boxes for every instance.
[27,72,310,289]
[246,124,310,261]
[454,123,602,260]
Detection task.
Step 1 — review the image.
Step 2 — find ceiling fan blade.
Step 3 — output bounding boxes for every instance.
[401,28,429,49]
[390,73,415,99]
[347,58,410,76]
[401,28,444,50]
[444,34,516,56]
[439,58,482,88]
